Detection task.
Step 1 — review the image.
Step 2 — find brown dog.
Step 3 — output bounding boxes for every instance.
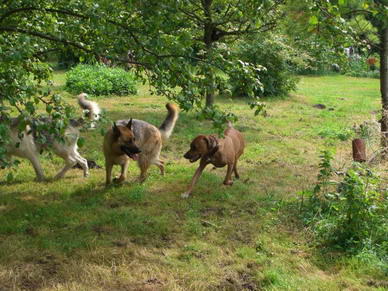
[103,103,178,185]
[182,122,245,198]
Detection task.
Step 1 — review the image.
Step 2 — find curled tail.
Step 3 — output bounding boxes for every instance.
[159,103,179,142]
[77,93,101,122]
[77,93,101,128]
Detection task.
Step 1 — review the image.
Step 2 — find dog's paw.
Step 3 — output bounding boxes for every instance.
[138,176,147,184]
[113,176,125,184]
[181,192,191,199]
[223,180,233,186]
[84,172,89,178]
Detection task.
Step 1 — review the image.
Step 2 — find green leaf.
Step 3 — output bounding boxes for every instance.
[6,172,14,182]
[77,137,85,148]
[338,0,346,6]
[309,15,319,25]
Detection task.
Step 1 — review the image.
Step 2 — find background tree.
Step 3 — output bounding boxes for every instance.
[0,0,289,158]
[284,0,387,154]
[128,0,287,121]
[310,0,387,155]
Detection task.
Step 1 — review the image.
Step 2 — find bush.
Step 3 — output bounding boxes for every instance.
[65,64,137,96]
[291,36,349,75]
[318,127,353,141]
[57,49,79,69]
[230,34,300,98]
[300,151,387,259]
[345,56,380,79]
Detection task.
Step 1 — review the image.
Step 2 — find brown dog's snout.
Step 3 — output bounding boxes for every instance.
[183,151,191,159]
[184,150,201,163]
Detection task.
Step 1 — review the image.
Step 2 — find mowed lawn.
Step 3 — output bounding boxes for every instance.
[0,74,386,290]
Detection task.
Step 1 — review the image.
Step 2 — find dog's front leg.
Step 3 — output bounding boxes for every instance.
[223,162,234,186]
[105,161,113,185]
[54,157,77,180]
[116,160,129,183]
[181,160,208,198]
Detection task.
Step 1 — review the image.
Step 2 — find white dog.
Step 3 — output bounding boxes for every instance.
[3,93,101,181]
[77,93,101,128]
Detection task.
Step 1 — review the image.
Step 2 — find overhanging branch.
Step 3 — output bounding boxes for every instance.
[0,26,94,54]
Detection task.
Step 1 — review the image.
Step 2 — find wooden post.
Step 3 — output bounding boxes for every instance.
[352,139,366,162]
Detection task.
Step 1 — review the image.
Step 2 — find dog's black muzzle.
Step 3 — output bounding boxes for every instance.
[121,145,141,160]
[184,151,201,163]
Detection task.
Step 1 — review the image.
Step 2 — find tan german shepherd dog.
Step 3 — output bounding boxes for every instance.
[103,103,178,185]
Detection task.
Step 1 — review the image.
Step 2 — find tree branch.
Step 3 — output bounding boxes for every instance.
[0,6,138,34]
[0,26,94,54]
[215,21,277,40]
[343,9,374,17]
[0,7,88,23]
[179,8,204,25]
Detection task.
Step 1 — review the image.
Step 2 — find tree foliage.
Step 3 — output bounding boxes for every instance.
[0,1,287,113]
[1,0,386,167]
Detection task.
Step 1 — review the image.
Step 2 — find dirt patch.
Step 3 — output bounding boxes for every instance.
[113,277,164,291]
[215,271,259,290]
[200,207,225,217]
[229,229,254,244]
[92,224,114,235]
[367,279,388,288]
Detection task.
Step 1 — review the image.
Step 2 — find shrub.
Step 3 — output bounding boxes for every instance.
[318,127,353,141]
[291,36,349,75]
[300,151,387,259]
[57,49,79,69]
[65,64,137,96]
[230,34,300,98]
[345,56,380,79]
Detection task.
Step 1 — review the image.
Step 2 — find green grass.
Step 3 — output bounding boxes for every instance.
[0,74,386,290]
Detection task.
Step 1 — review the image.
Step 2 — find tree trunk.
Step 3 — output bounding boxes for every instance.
[204,31,215,108]
[380,27,388,157]
[205,86,215,107]
[352,139,366,162]
[202,0,215,108]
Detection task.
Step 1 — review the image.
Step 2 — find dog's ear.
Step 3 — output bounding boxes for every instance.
[204,135,219,156]
[112,122,120,137]
[126,118,133,130]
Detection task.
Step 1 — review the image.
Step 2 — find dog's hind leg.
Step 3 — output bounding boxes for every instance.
[150,145,164,175]
[28,154,45,181]
[233,160,240,179]
[16,135,45,181]
[223,162,234,186]
[153,159,164,176]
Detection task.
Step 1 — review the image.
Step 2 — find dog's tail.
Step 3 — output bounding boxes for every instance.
[77,93,101,122]
[159,103,179,142]
[227,121,233,128]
